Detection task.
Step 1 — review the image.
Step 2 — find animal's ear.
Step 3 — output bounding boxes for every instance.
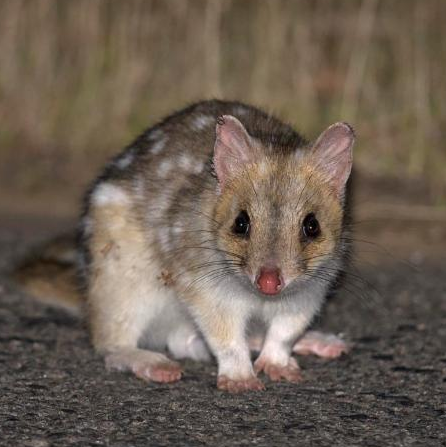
[213,115,257,191]
[311,122,354,197]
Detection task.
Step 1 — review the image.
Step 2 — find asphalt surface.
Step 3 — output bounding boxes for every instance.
[0,226,445,447]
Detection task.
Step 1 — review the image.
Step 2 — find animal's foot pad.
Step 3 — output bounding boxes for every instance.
[293,331,351,359]
[134,361,182,383]
[255,356,302,383]
[217,375,265,393]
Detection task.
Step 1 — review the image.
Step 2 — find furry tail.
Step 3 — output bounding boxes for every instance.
[11,234,83,316]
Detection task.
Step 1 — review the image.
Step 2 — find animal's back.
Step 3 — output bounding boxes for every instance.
[77,100,307,287]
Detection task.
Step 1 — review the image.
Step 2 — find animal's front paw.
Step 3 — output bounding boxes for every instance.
[217,375,265,393]
[254,356,302,383]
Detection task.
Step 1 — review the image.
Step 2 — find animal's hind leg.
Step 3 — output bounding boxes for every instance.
[86,182,182,383]
[292,331,351,359]
[105,348,181,383]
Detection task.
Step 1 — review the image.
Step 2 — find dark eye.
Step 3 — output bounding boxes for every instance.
[232,210,250,237]
[302,213,320,238]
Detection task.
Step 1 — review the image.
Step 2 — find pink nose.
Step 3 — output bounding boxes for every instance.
[256,268,283,295]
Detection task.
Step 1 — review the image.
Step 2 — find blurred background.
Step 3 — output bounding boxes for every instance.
[0,0,445,252]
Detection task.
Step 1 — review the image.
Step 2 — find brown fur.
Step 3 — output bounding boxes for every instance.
[12,100,353,391]
[213,152,343,287]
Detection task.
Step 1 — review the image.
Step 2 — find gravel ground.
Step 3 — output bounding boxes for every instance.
[0,226,445,447]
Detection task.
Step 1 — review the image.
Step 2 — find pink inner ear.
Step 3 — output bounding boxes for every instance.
[213,115,255,190]
[312,122,355,196]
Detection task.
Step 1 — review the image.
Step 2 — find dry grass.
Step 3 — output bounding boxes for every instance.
[0,0,445,200]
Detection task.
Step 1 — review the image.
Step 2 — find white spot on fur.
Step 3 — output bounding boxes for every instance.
[178,153,204,175]
[115,153,134,169]
[158,159,173,177]
[82,216,93,235]
[233,105,249,116]
[193,162,204,175]
[149,132,167,155]
[172,222,183,235]
[147,128,164,141]
[178,153,194,171]
[192,115,214,131]
[92,183,130,206]
[151,139,166,155]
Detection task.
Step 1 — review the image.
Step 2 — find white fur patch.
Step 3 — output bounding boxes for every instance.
[177,153,205,175]
[115,152,134,169]
[158,159,173,177]
[192,115,214,131]
[151,139,166,155]
[178,153,194,171]
[147,128,164,142]
[233,105,249,116]
[150,132,167,155]
[172,222,183,235]
[92,183,130,206]
[193,162,205,175]
[81,216,93,235]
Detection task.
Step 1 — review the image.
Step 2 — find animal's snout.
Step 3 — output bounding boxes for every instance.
[256,268,283,296]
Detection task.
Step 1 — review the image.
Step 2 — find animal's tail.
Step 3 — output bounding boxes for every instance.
[11,234,83,316]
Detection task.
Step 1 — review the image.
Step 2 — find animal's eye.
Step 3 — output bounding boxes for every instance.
[232,210,250,237]
[302,213,320,238]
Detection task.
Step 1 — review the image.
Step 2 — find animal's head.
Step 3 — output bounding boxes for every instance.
[213,115,354,296]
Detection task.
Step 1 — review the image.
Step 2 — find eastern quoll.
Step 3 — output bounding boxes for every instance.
[16,100,354,393]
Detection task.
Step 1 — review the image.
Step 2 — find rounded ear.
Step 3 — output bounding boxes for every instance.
[311,122,355,197]
[213,115,257,191]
